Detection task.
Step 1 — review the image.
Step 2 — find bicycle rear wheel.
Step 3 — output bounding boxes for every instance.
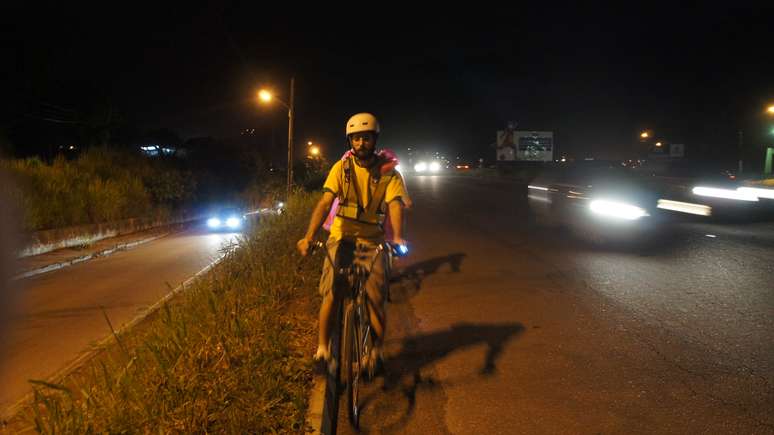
[343,301,362,428]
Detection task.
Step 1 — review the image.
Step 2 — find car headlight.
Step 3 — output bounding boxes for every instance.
[429,162,441,172]
[226,217,241,228]
[589,199,649,220]
[414,162,427,172]
[692,186,758,202]
[737,186,774,200]
[207,218,221,228]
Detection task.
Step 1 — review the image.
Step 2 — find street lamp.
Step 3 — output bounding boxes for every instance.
[767,105,774,115]
[309,145,320,157]
[258,90,273,103]
[258,78,295,200]
[640,131,650,139]
[655,141,663,147]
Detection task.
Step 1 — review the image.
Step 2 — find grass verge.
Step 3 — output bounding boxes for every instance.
[12,191,322,433]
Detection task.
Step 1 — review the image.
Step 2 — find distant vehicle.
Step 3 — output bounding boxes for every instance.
[413,160,444,174]
[405,149,450,174]
[528,161,668,243]
[241,201,286,227]
[256,201,285,216]
[206,207,246,232]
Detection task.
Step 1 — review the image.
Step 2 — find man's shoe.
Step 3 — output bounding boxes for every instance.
[314,344,338,376]
[314,345,329,375]
[314,345,329,362]
[313,357,327,375]
[363,347,385,379]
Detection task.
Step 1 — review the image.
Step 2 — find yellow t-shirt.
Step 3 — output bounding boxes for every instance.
[323,158,409,242]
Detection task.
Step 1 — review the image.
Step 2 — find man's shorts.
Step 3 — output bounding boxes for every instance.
[318,238,388,310]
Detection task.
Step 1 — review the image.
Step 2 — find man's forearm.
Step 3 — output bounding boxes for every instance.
[304,200,332,240]
[388,200,403,241]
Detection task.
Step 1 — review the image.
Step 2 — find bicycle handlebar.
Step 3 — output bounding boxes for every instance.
[308,240,325,254]
[306,239,408,270]
[385,242,409,257]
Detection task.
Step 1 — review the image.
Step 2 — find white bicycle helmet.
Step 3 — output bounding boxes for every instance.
[346,113,380,136]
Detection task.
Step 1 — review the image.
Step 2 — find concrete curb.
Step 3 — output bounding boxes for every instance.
[305,375,326,434]
[12,233,170,281]
[18,215,204,258]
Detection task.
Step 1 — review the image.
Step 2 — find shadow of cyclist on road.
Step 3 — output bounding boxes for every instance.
[356,321,524,432]
[390,321,525,382]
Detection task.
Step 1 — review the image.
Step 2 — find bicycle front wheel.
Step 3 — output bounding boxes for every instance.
[343,301,362,428]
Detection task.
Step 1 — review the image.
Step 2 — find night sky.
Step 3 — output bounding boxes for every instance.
[4,4,774,163]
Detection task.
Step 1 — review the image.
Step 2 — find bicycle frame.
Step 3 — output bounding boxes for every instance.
[342,243,384,427]
[317,240,389,431]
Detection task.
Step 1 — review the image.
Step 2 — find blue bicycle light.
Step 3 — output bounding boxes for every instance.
[398,245,408,255]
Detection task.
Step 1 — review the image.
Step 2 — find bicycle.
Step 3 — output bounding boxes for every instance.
[311,239,408,432]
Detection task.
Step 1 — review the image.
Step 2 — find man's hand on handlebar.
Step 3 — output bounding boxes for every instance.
[298,238,325,257]
[297,237,313,257]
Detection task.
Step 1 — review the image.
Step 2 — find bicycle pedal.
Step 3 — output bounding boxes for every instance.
[371,357,385,379]
[327,357,338,376]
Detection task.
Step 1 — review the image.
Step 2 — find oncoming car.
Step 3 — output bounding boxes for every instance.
[206,207,246,232]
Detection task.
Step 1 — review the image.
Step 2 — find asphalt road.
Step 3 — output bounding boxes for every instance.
[0,228,240,415]
[336,174,774,434]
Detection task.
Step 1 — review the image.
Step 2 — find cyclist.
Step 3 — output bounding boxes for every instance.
[297,112,409,372]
